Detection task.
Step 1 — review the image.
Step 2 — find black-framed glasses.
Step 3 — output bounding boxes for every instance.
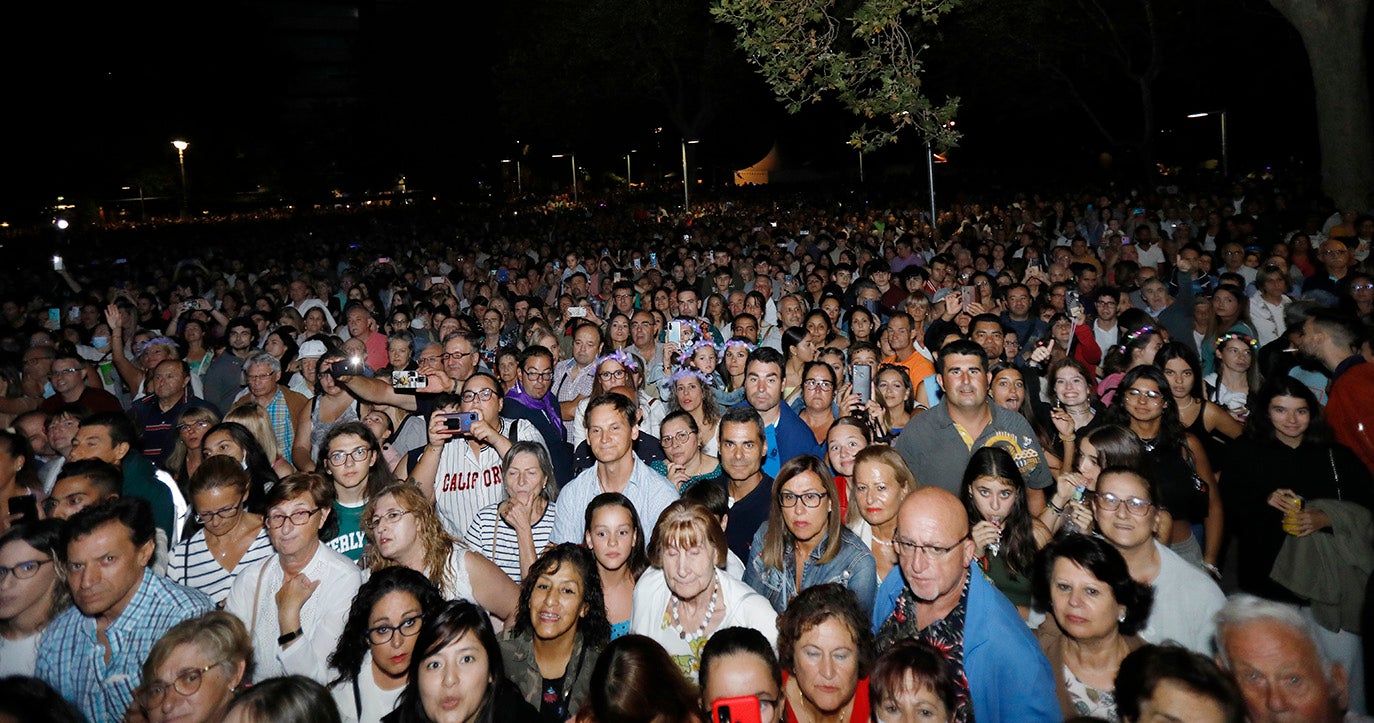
[367,614,423,645]
[522,368,555,381]
[460,388,498,404]
[779,491,828,508]
[892,534,969,558]
[193,502,243,524]
[1093,492,1154,516]
[441,350,477,361]
[598,369,628,382]
[265,508,321,529]
[0,559,52,581]
[327,446,372,466]
[364,509,412,530]
[137,660,225,709]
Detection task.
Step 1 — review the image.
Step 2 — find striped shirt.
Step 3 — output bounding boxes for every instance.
[168,527,275,605]
[463,500,558,584]
[432,417,537,538]
[36,569,215,722]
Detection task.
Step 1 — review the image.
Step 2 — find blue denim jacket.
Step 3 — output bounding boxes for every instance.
[743,523,877,619]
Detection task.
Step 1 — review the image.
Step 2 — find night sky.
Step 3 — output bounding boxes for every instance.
[0,0,1346,222]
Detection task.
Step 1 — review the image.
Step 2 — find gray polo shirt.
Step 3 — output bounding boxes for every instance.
[892,401,1053,494]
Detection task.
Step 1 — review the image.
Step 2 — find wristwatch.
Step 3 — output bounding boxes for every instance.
[278,628,303,646]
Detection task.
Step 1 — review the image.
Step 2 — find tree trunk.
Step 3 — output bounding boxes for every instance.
[1270,0,1374,209]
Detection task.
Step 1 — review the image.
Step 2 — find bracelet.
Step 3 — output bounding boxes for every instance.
[1046,499,1064,514]
[1061,435,1076,443]
[277,628,303,646]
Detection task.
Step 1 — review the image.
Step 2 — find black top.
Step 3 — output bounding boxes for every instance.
[1222,436,1374,603]
[712,471,776,562]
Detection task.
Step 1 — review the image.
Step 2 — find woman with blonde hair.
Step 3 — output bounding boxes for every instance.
[138,611,253,723]
[848,446,917,584]
[362,482,519,626]
[224,401,295,478]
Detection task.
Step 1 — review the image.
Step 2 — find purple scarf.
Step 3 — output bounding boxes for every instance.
[505,382,566,438]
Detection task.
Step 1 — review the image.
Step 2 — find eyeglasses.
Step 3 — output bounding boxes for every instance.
[803,379,834,391]
[522,368,555,381]
[1124,388,1164,404]
[1093,491,1155,515]
[365,509,412,530]
[461,388,498,404]
[0,559,52,581]
[367,614,423,645]
[245,372,276,382]
[48,367,80,378]
[661,429,697,447]
[598,369,628,382]
[1320,248,1348,257]
[137,661,226,709]
[265,508,321,529]
[193,502,243,524]
[779,491,828,508]
[177,420,212,433]
[1353,283,1374,292]
[327,446,372,466]
[891,534,970,558]
[441,350,477,361]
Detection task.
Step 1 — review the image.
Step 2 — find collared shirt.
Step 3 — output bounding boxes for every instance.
[553,358,596,403]
[36,569,215,723]
[263,388,294,453]
[875,577,973,723]
[131,391,217,466]
[744,525,878,619]
[550,458,679,544]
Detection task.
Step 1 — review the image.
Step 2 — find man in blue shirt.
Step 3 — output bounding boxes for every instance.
[37,498,214,722]
[736,347,823,478]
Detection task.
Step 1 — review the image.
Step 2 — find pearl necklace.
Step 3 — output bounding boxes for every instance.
[670,575,719,640]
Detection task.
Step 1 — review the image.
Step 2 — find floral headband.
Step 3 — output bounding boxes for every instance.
[669,367,714,388]
[677,339,719,366]
[1123,325,1156,345]
[134,337,180,356]
[721,338,756,358]
[1214,332,1257,352]
[594,348,640,372]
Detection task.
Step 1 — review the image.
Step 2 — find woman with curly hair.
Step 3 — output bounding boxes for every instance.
[362,482,519,627]
[327,568,445,723]
[500,544,610,722]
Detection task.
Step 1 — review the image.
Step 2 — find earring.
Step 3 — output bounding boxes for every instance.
[1118,613,1126,623]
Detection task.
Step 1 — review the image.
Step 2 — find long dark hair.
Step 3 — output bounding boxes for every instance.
[1154,341,1204,400]
[511,544,611,649]
[585,635,700,723]
[1102,366,1187,452]
[390,600,512,723]
[317,421,392,501]
[1244,376,1333,446]
[327,567,444,686]
[0,430,40,493]
[202,422,273,512]
[582,492,650,579]
[961,447,1037,578]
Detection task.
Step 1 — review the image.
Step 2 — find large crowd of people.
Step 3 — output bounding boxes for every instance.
[0,181,1372,722]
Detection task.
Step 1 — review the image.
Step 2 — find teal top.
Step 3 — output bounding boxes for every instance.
[650,459,723,495]
[610,619,631,640]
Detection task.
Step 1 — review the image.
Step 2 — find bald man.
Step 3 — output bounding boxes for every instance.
[870,488,1058,722]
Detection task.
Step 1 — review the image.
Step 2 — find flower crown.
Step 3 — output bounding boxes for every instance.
[1214,331,1258,352]
[594,348,640,372]
[676,339,719,367]
[1123,325,1156,345]
[669,367,714,388]
[721,338,756,358]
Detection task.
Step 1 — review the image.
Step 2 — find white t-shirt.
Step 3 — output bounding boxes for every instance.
[1139,540,1225,655]
[329,653,405,723]
[432,418,536,538]
[0,631,41,677]
[1136,243,1166,270]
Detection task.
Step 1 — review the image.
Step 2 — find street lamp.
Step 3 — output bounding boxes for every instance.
[1187,110,1229,178]
[625,150,637,190]
[552,153,577,204]
[171,139,189,217]
[501,159,522,195]
[681,139,699,212]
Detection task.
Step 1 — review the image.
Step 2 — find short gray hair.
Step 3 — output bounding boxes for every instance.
[1214,593,1335,679]
[243,351,281,376]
